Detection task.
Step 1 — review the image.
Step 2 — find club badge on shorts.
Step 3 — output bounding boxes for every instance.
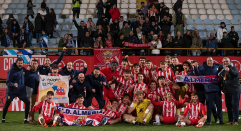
[8,96,10,99]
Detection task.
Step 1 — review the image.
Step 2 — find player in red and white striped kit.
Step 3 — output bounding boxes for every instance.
[176,93,207,128]
[32,91,61,127]
[131,63,141,83]
[157,76,179,101]
[147,81,160,102]
[67,94,94,110]
[154,60,175,82]
[128,73,149,101]
[116,58,131,77]
[117,94,131,117]
[103,100,121,125]
[142,60,155,85]
[152,92,188,125]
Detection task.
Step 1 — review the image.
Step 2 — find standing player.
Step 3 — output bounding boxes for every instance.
[152,92,187,125]
[165,55,172,68]
[142,60,154,85]
[123,91,154,125]
[176,93,207,127]
[155,60,175,81]
[131,63,141,83]
[101,61,119,83]
[116,58,130,77]
[32,91,61,127]
[139,57,147,72]
[1,58,30,124]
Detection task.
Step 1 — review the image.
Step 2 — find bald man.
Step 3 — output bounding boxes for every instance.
[69,73,94,105]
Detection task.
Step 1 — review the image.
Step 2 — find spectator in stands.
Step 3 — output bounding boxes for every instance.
[73,17,88,49]
[50,9,57,31]
[96,0,105,20]
[10,19,20,47]
[104,0,112,20]
[135,27,143,43]
[173,8,186,36]
[6,14,14,32]
[27,0,36,19]
[0,17,2,33]
[228,26,239,55]
[160,7,172,22]
[183,30,192,49]
[110,18,119,38]
[38,7,47,17]
[41,0,49,13]
[126,31,138,44]
[173,0,184,13]
[44,10,55,38]
[118,22,131,39]
[163,33,173,55]
[151,34,162,55]
[150,21,160,34]
[85,18,96,37]
[58,34,68,52]
[158,30,165,43]
[35,13,44,44]
[66,34,75,55]
[96,14,109,32]
[147,30,154,42]
[95,25,106,38]
[94,36,103,48]
[119,16,124,30]
[139,2,148,16]
[114,33,125,47]
[81,31,94,55]
[142,17,151,35]
[72,0,82,18]
[131,16,140,34]
[109,4,120,22]
[107,25,115,38]
[172,31,183,56]
[1,29,11,47]
[220,32,234,56]
[190,30,203,56]
[106,35,113,48]
[218,57,240,126]
[159,2,167,20]
[159,15,172,37]
[217,22,227,42]
[206,33,218,56]
[17,29,27,48]
[149,4,159,22]
[38,30,49,54]
[22,17,34,47]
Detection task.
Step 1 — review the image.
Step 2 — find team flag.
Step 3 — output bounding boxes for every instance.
[175,75,219,83]
[4,49,34,64]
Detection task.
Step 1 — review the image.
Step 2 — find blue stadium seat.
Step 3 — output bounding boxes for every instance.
[213,19,220,25]
[71,25,77,30]
[237,4,241,9]
[56,25,61,31]
[222,19,230,24]
[49,4,56,9]
[197,25,205,31]
[235,0,241,4]
[204,19,212,25]
[171,31,174,37]
[65,18,72,24]
[60,31,68,37]
[53,32,59,38]
[33,0,42,3]
[14,9,21,15]
[231,19,239,24]
[50,0,58,3]
[31,39,37,45]
[226,25,231,31]
[195,19,203,25]
[92,18,98,24]
[187,25,195,30]
[229,4,236,9]
[71,31,78,37]
[186,18,194,24]
[17,4,24,8]
[234,15,241,20]
[49,39,57,45]
[215,25,220,30]
[59,0,65,3]
[20,0,27,3]
[62,25,70,31]
[22,9,27,14]
[171,25,174,31]
[231,10,239,14]
[234,25,241,31]
[9,4,16,9]
[57,18,63,24]
[227,0,234,4]
[206,25,214,31]
[55,9,61,15]
[6,9,13,14]
[199,32,207,39]
[56,4,64,9]
[83,18,88,23]
[75,19,81,24]
[12,0,19,3]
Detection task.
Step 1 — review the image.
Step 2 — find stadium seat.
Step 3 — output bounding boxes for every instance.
[189,4,196,8]
[49,4,56,9]
[187,0,195,4]
[53,32,59,38]
[231,10,239,14]
[171,25,174,31]
[231,19,239,24]
[55,25,61,31]
[89,4,96,8]
[203,0,211,3]
[196,0,202,4]
[82,0,89,3]
[80,9,87,14]
[195,19,202,24]
[14,9,22,15]
[221,4,229,9]
[62,9,70,15]
[182,9,189,14]
[80,4,88,9]
[33,0,42,3]
[9,4,17,9]
[65,4,72,9]
[55,9,62,15]
[237,4,241,9]
[215,9,222,14]
[227,0,234,4]
[6,9,13,14]
[200,15,208,20]
[215,25,220,30]
[164,0,171,4]
[121,9,128,14]
[213,4,220,9]
[12,0,19,3]
[234,15,241,20]
[4,0,12,3]
[186,18,194,24]
[205,4,212,9]
[234,25,241,31]
[206,25,214,31]
[65,18,72,24]
[35,4,40,9]
[71,25,77,30]
[207,9,214,14]
[92,18,98,24]
[211,1,218,3]
[191,15,199,19]
[130,0,136,3]
[17,4,24,9]
[225,15,233,20]
[226,25,231,31]
[190,9,198,14]
[199,9,206,14]
[83,18,88,23]
[90,0,97,3]
[204,19,212,24]
[187,25,195,30]
[171,31,174,37]
[19,0,26,3]
[183,3,188,8]
[219,0,226,4]
[66,0,72,3]
[223,10,231,14]
[222,19,230,24]
[197,4,204,9]
[49,39,57,45]
[199,32,207,39]
[121,4,129,8]
[2,4,9,9]
[213,19,220,25]
[129,9,136,14]
[229,4,236,9]
[197,25,205,31]
[235,0,241,4]
[59,0,65,3]
[0,0,4,3]
[129,4,136,8]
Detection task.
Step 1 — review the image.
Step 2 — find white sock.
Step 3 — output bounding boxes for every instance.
[132,120,136,124]
[181,122,186,126]
[143,119,147,123]
[53,116,59,124]
[124,119,129,122]
[177,115,181,121]
[155,115,160,123]
[198,122,204,125]
[24,119,27,121]
[2,119,5,120]
[38,116,44,125]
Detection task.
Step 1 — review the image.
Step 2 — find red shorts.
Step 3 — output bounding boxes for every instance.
[189,119,199,125]
[38,116,53,125]
[162,116,176,124]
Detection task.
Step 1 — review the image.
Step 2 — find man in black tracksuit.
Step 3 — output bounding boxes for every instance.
[218,57,241,125]
[228,26,239,55]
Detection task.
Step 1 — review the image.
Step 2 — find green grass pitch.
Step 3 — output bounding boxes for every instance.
[0,112,240,131]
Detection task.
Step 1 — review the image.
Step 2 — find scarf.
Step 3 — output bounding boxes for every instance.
[5,34,10,47]
[26,22,29,34]
[223,35,229,39]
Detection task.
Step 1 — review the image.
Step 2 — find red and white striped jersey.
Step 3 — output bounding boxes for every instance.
[131,82,149,100]
[156,68,175,81]
[118,103,129,116]
[148,89,159,101]
[157,84,174,101]
[114,77,133,96]
[103,109,118,119]
[32,100,56,118]
[142,67,152,78]
[116,66,131,77]
[183,102,206,119]
[51,74,62,76]
[179,71,196,93]
[68,103,87,109]
[132,72,138,83]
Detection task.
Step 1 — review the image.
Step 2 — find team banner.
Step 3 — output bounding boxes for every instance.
[124,42,153,47]
[57,106,104,126]
[38,75,69,103]
[4,49,34,64]
[94,48,122,68]
[176,75,219,83]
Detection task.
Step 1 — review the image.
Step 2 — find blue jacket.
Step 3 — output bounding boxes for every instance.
[25,69,39,89]
[85,73,109,97]
[6,63,26,95]
[59,66,87,83]
[188,65,205,93]
[37,51,64,75]
[194,61,221,92]
[69,79,93,102]
[206,38,218,50]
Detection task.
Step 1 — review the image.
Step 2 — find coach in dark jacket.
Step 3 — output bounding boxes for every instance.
[218,57,241,125]
[69,73,93,105]
[228,26,239,55]
[172,33,184,55]
[44,13,55,37]
[194,57,223,124]
[86,67,109,109]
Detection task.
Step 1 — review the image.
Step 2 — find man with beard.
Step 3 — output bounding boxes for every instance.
[116,58,130,77]
[38,47,67,75]
[1,58,30,124]
[69,73,93,105]
[170,56,183,76]
[155,60,175,81]
[86,67,109,109]
[101,61,119,83]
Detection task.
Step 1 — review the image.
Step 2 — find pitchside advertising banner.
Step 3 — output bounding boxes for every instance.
[0,56,241,111]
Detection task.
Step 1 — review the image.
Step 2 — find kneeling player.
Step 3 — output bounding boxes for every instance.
[32,91,61,127]
[176,93,207,128]
[123,91,153,125]
[102,100,121,125]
